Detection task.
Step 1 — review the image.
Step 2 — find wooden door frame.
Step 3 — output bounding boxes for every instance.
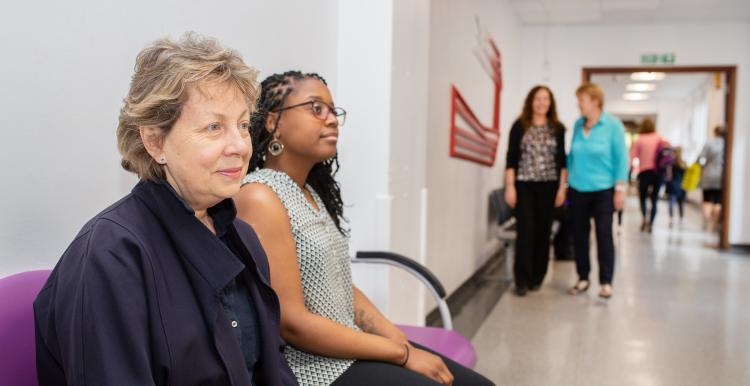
[582,66,737,249]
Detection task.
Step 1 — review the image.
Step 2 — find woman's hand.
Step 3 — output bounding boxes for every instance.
[554,187,566,208]
[404,346,454,386]
[504,186,517,208]
[613,190,625,211]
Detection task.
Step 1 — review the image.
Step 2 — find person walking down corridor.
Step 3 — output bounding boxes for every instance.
[567,83,628,299]
[666,146,687,227]
[504,85,567,296]
[698,125,726,232]
[630,118,667,233]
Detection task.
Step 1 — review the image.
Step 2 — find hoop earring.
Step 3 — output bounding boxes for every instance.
[268,139,284,156]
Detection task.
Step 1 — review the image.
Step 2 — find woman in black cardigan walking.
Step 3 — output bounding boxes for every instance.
[504,85,567,296]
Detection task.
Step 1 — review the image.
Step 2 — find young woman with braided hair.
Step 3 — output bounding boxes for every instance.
[234,71,493,386]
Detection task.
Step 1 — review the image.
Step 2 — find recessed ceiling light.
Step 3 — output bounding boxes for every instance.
[630,72,666,81]
[623,93,649,101]
[626,83,656,92]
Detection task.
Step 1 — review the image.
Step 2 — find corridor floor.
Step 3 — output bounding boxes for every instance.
[472,197,750,385]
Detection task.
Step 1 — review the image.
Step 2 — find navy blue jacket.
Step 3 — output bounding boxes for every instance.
[33,181,298,386]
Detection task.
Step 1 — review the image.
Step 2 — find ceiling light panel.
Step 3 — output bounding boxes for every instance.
[630,72,666,81]
[623,92,650,101]
[626,83,657,92]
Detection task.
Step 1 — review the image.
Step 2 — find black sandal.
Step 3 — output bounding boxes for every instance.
[568,280,590,295]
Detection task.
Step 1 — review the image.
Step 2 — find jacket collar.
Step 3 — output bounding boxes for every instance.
[132,180,245,292]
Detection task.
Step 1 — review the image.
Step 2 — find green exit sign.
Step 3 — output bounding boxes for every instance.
[641,53,676,65]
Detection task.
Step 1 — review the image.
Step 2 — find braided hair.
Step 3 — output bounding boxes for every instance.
[249,70,348,235]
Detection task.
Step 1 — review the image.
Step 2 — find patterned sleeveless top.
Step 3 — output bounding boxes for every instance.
[242,169,357,386]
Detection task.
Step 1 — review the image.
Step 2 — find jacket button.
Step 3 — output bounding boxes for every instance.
[231,320,238,328]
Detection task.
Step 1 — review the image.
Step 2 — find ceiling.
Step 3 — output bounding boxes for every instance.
[591,72,715,103]
[510,0,750,25]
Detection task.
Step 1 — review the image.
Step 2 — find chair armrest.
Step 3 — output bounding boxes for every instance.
[354,251,446,297]
[352,251,454,330]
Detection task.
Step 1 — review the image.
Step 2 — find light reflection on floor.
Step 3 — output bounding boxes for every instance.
[472,196,750,386]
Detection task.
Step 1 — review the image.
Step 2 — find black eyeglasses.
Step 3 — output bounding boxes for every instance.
[273,100,347,127]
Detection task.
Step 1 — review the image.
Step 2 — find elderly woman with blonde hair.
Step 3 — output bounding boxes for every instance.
[34,33,298,386]
[567,83,628,299]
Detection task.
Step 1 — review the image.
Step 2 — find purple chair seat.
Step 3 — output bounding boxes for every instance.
[0,269,52,386]
[397,324,477,369]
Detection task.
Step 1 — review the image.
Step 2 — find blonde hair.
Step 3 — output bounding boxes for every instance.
[576,83,605,109]
[117,32,259,181]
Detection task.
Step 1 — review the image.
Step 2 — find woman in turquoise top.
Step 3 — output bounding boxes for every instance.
[567,83,628,299]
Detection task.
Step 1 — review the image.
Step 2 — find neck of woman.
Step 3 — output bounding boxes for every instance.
[532,114,548,127]
[164,173,216,234]
[585,110,602,129]
[193,209,215,235]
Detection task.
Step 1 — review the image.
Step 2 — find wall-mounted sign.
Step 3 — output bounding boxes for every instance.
[449,19,502,167]
[641,53,675,65]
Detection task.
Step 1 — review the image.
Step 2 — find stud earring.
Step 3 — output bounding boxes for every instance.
[268,139,284,156]
[159,156,166,164]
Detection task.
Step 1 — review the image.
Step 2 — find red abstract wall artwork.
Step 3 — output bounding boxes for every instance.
[449,28,503,167]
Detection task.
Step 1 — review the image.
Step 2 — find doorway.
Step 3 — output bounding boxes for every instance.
[582,66,737,249]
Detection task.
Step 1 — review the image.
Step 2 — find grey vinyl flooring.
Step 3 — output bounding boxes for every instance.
[472,197,750,386]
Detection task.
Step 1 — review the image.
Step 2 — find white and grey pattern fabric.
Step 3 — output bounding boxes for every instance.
[517,125,558,182]
[699,137,724,189]
[242,169,358,386]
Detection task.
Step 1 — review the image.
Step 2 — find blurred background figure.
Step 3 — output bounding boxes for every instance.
[504,85,567,296]
[698,125,726,233]
[629,118,667,233]
[666,146,687,227]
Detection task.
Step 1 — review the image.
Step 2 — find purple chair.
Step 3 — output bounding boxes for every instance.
[0,269,51,386]
[352,252,477,369]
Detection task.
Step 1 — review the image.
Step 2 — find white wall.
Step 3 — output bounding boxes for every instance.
[0,0,339,277]
[520,22,750,244]
[425,0,523,297]
[335,1,396,316]
[351,0,526,324]
[385,0,432,324]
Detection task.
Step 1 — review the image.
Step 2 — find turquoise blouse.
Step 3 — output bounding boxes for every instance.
[567,111,629,192]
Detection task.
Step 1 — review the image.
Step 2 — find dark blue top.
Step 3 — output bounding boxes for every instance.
[34,180,298,386]
[220,278,261,382]
[161,183,262,382]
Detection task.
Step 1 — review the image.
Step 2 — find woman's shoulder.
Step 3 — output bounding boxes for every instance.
[601,112,625,130]
[235,178,292,228]
[83,195,154,253]
[80,194,144,240]
[241,169,305,209]
[236,180,284,209]
[48,196,155,289]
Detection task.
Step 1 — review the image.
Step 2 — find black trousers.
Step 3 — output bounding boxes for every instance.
[569,188,615,285]
[514,181,558,288]
[332,342,494,386]
[638,170,662,225]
